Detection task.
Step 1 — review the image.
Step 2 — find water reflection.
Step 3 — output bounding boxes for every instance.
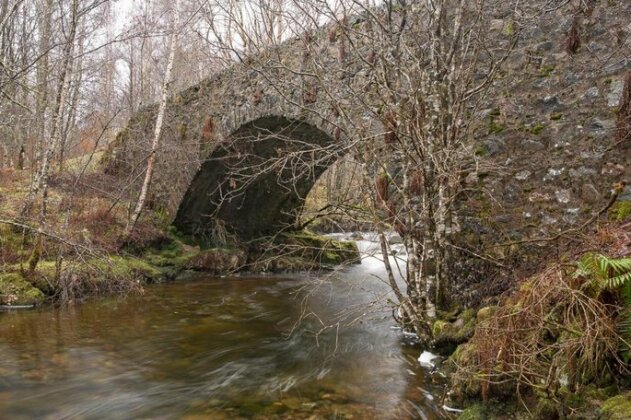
[0,238,445,419]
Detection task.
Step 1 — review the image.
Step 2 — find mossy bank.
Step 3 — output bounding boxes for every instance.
[0,227,360,308]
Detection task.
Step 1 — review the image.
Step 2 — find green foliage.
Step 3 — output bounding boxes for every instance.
[530,123,545,135]
[575,253,631,362]
[154,205,171,229]
[539,65,555,77]
[0,272,45,306]
[488,119,504,134]
[575,253,631,290]
[611,201,631,222]
[600,392,631,419]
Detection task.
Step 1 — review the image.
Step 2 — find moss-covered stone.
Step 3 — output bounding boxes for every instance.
[186,248,246,273]
[534,398,558,419]
[447,342,482,397]
[281,231,361,266]
[457,404,486,420]
[600,392,631,419]
[432,309,477,354]
[433,320,450,337]
[0,272,45,306]
[142,236,199,269]
[610,201,631,222]
[476,306,498,323]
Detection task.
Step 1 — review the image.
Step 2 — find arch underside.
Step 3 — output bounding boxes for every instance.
[174,116,342,241]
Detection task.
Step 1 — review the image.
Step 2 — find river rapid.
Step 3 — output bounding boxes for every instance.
[0,235,447,419]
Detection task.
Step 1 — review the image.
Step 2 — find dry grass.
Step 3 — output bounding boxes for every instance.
[452,223,631,408]
[0,161,167,304]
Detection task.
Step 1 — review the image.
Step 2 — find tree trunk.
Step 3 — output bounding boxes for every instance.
[123,0,180,239]
[20,0,78,220]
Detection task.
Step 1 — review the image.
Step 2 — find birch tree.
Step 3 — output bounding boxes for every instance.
[123,0,180,238]
[19,0,80,220]
[211,0,519,341]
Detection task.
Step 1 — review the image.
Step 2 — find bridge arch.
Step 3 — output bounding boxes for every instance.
[173,116,343,241]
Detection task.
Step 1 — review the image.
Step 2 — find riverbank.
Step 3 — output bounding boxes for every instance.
[0,225,360,307]
[0,168,359,308]
[422,220,631,419]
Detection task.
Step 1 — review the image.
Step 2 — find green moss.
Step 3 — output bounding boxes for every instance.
[610,201,631,222]
[539,65,555,77]
[488,119,504,134]
[433,320,450,337]
[457,404,486,420]
[503,20,514,36]
[476,306,498,323]
[0,225,29,249]
[461,308,476,323]
[0,272,45,306]
[103,256,163,280]
[433,310,477,355]
[600,392,631,419]
[530,123,545,135]
[37,256,165,286]
[550,112,564,121]
[535,398,558,419]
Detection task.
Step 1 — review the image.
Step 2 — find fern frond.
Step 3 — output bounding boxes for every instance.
[606,272,631,289]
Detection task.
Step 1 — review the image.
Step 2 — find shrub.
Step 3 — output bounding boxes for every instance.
[452,262,627,404]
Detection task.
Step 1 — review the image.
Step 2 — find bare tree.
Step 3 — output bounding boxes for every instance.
[199,0,520,341]
[124,0,181,238]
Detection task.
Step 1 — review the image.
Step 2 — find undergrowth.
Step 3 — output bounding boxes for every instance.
[452,250,631,410]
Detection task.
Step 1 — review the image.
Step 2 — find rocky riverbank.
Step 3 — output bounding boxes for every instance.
[423,221,631,419]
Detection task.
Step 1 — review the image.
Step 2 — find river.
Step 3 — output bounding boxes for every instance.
[0,236,447,419]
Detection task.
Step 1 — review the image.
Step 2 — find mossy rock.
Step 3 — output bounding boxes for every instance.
[0,272,45,306]
[433,320,450,337]
[432,309,477,355]
[281,231,361,266]
[186,248,247,273]
[476,306,498,323]
[142,236,199,269]
[600,392,631,419]
[30,255,168,296]
[458,404,486,420]
[535,398,558,419]
[609,201,631,222]
[447,343,482,397]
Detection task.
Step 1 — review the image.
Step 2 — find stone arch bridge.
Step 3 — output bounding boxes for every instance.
[105,2,631,245]
[105,11,381,241]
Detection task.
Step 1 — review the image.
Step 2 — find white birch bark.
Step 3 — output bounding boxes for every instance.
[124,0,180,238]
[20,0,78,219]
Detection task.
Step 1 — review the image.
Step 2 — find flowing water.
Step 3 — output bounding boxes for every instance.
[0,237,446,419]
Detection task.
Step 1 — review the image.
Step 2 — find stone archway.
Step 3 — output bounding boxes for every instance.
[173,116,342,241]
